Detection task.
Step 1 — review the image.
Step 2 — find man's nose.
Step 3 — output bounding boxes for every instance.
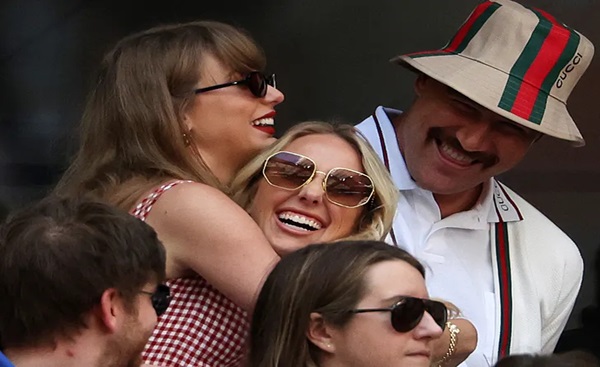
[456,119,494,152]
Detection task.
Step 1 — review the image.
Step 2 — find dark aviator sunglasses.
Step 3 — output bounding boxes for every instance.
[194,71,276,98]
[140,284,171,317]
[349,296,448,333]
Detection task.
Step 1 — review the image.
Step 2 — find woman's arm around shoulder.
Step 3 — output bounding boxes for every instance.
[145,181,280,313]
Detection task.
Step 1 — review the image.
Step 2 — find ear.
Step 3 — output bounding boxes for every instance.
[182,112,194,133]
[306,312,336,354]
[98,288,123,333]
[414,73,430,97]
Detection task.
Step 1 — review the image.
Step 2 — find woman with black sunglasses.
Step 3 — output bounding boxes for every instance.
[248,240,446,367]
[54,20,285,367]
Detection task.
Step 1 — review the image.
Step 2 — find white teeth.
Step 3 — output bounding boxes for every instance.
[251,118,274,126]
[440,142,473,163]
[278,211,322,231]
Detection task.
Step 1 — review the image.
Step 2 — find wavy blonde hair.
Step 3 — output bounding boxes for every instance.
[230,121,399,241]
[54,20,266,209]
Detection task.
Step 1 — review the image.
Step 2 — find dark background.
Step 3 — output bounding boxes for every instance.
[1,0,598,329]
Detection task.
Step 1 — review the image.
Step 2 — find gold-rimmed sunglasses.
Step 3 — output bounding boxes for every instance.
[261,151,375,208]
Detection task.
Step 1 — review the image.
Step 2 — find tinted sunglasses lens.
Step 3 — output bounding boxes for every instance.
[151,284,171,317]
[248,72,267,97]
[390,298,425,332]
[325,169,374,207]
[263,152,315,190]
[425,300,448,331]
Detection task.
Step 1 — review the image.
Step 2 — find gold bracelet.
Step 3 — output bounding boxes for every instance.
[435,321,460,366]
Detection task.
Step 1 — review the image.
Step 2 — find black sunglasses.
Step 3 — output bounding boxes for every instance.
[140,284,171,317]
[193,71,276,98]
[349,296,447,332]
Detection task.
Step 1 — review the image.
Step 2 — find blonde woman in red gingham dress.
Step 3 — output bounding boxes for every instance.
[53,21,284,367]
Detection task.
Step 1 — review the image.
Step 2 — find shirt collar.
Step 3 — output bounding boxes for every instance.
[373,106,418,190]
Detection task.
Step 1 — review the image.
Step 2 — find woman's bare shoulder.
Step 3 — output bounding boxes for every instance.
[141,180,278,310]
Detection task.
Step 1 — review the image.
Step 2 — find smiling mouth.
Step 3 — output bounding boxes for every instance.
[429,129,498,168]
[251,117,274,128]
[278,211,322,231]
[251,117,276,135]
[438,140,476,166]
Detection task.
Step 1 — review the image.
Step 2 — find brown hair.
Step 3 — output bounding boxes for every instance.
[0,196,166,348]
[54,20,266,209]
[248,240,424,367]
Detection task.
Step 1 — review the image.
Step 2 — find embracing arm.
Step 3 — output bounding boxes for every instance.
[145,182,280,314]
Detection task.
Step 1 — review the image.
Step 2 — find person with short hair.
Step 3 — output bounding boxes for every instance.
[249,240,446,367]
[355,0,594,365]
[0,196,167,367]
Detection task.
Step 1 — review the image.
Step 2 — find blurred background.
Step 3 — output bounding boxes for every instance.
[1,0,598,330]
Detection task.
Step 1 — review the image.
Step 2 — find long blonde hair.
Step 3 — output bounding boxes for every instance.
[230,121,399,241]
[54,20,266,209]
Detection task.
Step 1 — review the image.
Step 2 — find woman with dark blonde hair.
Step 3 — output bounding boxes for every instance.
[248,240,446,367]
[55,20,285,367]
[53,22,400,365]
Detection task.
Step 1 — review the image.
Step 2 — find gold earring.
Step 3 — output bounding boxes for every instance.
[182,132,191,147]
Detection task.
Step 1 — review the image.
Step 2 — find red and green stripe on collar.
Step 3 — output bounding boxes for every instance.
[494,219,512,359]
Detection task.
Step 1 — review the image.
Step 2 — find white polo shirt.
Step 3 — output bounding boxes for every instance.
[357,106,522,366]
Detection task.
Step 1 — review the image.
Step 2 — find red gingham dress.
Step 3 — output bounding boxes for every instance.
[132,180,250,367]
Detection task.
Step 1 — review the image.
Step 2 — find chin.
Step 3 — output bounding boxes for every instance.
[272,240,308,257]
[261,136,277,147]
[414,173,466,195]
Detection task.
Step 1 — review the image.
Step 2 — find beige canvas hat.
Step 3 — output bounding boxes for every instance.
[392,0,594,146]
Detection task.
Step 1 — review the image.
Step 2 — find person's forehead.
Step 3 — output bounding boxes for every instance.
[283,134,363,169]
[360,260,428,304]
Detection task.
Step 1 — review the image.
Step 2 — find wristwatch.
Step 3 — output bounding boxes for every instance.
[435,321,461,366]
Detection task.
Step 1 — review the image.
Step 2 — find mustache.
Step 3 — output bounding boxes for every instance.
[428,128,499,168]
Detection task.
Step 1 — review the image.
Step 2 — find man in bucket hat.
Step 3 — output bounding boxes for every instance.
[356,0,594,365]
